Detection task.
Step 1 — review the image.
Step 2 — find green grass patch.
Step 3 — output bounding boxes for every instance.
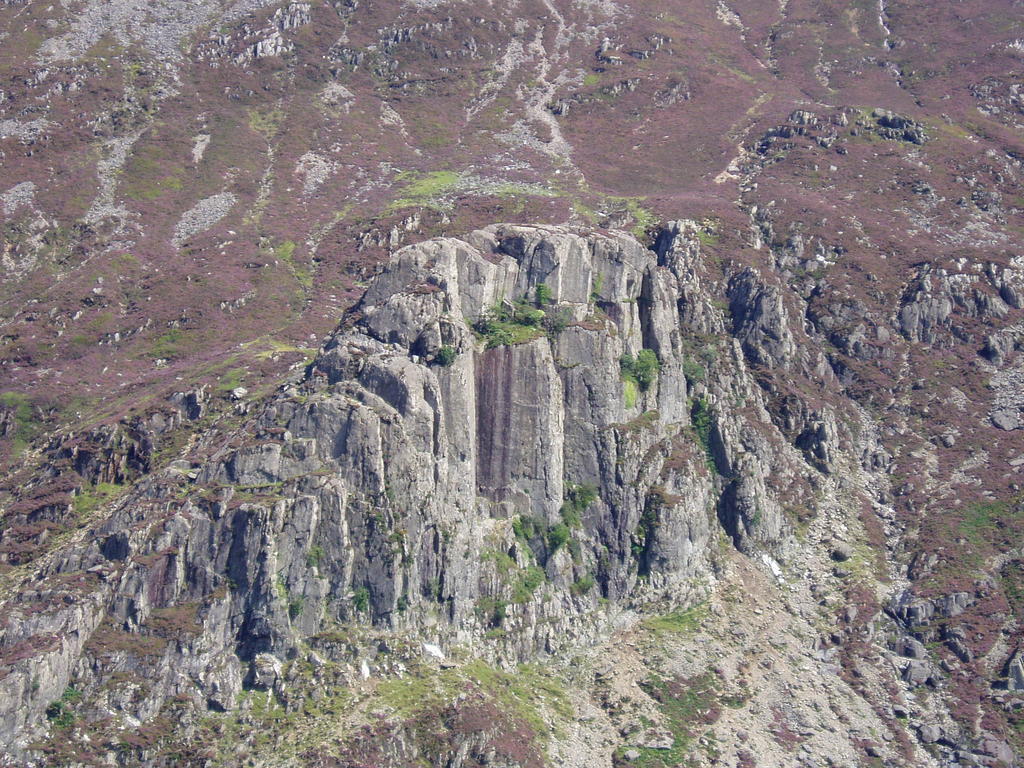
[472,301,548,348]
[1002,562,1024,617]
[73,482,123,517]
[149,329,189,360]
[378,659,571,744]
[642,603,708,636]
[216,367,247,393]
[620,672,718,767]
[623,378,639,409]
[462,660,572,737]
[958,500,1012,547]
[621,349,660,406]
[388,170,461,211]
[248,106,285,140]
[122,140,185,201]
[609,196,659,239]
[273,240,313,290]
[377,665,464,717]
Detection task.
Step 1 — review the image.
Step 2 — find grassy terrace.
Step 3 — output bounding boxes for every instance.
[472,286,571,348]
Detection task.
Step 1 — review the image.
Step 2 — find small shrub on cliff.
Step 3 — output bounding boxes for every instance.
[547,523,570,552]
[571,575,595,595]
[561,483,598,528]
[435,345,457,366]
[690,397,715,470]
[306,545,325,568]
[475,595,508,626]
[620,349,660,392]
[513,515,540,543]
[543,306,572,337]
[682,357,706,384]
[45,686,81,729]
[353,587,370,612]
[513,566,545,603]
[535,282,553,306]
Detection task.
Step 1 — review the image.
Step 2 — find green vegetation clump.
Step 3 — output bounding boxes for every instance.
[475,595,508,626]
[620,672,718,766]
[547,523,570,552]
[682,357,705,384]
[149,329,188,360]
[561,483,598,528]
[388,170,461,211]
[571,574,595,595]
[122,138,184,201]
[435,345,457,366]
[1002,562,1024,617]
[631,495,660,564]
[621,349,661,405]
[642,603,708,636]
[73,482,123,517]
[512,515,539,543]
[216,367,247,393]
[378,659,570,746]
[275,240,313,290]
[305,545,325,568]
[623,378,639,409]
[535,282,553,306]
[690,397,716,471]
[248,106,285,140]
[958,500,1012,548]
[513,513,578,564]
[473,301,547,348]
[45,686,82,729]
[512,565,545,603]
[352,587,370,612]
[473,286,576,349]
[482,550,546,606]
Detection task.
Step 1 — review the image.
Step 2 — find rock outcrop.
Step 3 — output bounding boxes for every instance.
[0,224,854,762]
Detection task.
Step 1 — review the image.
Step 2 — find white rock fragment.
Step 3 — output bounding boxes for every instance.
[192,133,211,164]
[422,643,445,661]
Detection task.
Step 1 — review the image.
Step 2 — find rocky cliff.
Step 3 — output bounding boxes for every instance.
[5,221,1011,767]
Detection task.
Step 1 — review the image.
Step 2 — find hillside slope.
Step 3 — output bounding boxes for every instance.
[1,1,1024,766]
